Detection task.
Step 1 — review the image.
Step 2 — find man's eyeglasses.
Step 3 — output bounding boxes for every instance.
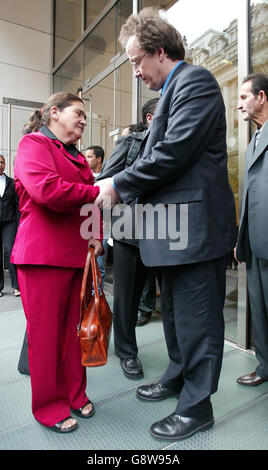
[130,52,147,68]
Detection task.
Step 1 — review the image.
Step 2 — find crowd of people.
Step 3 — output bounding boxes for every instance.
[1,7,268,440]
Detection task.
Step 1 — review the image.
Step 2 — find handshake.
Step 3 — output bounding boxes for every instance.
[94,177,121,209]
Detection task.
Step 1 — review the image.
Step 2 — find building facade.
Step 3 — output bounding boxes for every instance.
[1,0,268,351]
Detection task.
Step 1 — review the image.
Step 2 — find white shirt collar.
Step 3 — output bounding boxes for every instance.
[0,173,6,197]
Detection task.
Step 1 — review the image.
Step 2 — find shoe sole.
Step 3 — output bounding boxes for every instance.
[150,418,214,441]
[136,391,179,401]
[123,370,144,380]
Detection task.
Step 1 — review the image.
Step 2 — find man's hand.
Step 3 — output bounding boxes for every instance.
[94,177,121,209]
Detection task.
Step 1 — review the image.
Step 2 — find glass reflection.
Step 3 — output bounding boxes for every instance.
[250,0,268,76]
[54,0,82,66]
[54,44,83,94]
[85,0,110,29]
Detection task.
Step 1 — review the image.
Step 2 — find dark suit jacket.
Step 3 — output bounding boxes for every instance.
[0,174,20,225]
[97,131,146,247]
[236,120,268,261]
[114,62,236,267]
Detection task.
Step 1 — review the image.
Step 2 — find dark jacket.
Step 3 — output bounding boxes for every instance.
[114,62,237,267]
[97,131,146,246]
[0,174,20,225]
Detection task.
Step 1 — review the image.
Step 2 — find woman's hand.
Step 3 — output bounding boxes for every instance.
[88,238,103,257]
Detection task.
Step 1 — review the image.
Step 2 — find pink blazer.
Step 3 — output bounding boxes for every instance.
[11,132,101,268]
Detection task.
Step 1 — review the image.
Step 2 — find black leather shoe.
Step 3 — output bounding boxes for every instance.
[120,357,144,379]
[237,371,267,386]
[150,412,214,441]
[136,382,179,401]
[136,311,151,326]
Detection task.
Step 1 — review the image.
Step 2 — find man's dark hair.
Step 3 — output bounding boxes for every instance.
[141,98,159,125]
[86,145,105,163]
[128,122,147,133]
[243,73,268,99]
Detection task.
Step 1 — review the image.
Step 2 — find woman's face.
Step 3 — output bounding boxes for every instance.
[52,100,87,144]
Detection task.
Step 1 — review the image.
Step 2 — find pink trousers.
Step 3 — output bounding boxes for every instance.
[17,265,89,427]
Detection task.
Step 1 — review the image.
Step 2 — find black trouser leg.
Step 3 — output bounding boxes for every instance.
[160,255,228,417]
[113,241,148,358]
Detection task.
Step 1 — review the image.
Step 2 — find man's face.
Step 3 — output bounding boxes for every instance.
[238,80,262,122]
[126,35,165,92]
[0,156,5,175]
[85,149,100,171]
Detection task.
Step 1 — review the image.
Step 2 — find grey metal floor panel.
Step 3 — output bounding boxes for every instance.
[1,279,268,451]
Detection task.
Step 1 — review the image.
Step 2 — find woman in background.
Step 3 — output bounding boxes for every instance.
[11,92,102,433]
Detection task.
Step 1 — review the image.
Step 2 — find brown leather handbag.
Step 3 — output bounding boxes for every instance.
[78,247,112,367]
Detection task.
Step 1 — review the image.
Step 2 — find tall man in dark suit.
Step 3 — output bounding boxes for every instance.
[236,73,268,387]
[95,8,236,440]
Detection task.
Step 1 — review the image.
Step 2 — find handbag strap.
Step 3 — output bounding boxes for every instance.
[78,247,104,333]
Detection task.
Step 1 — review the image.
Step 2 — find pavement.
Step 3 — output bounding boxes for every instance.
[0,271,268,463]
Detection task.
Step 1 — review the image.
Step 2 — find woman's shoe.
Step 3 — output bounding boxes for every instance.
[72,400,94,418]
[0,291,3,297]
[14,289,21,296]
[49,416,78,433]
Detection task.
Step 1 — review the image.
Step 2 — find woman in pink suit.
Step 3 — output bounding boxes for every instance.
[11,92,102,433]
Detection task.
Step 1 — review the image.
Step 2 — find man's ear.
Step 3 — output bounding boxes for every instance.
[157,46,165,62]
[258,90,267,105]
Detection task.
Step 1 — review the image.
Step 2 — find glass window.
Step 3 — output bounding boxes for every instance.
[84,8,116,83]
[82,73,115,158]
[141,0,177,8]
[250,1,268,74]
[81,60,132,161]
[116,0,133,54]
[83,0,132,83]
[114,61,133,132]
[85,0,111,29]
[54,43,83,94]
[54,0,83,66]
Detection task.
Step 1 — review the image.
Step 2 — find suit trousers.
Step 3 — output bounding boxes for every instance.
[245,246,268,379]
[160,254,229,417]
[113,240,148,358]
[0,221,19,291]
[17,265,88,427]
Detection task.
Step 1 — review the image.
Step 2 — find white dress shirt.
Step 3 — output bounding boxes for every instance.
[0,173,6,197]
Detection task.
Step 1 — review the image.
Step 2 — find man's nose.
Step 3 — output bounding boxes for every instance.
[135,69,142,78]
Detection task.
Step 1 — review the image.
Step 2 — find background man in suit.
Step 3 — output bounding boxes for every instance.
[236,73,268,387]
[0,154,20,297]
[95,8,236,440]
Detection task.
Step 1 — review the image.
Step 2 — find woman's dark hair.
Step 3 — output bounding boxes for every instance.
[22,92,84,135]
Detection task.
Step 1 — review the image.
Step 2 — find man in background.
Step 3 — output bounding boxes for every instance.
[0,154,20,297]
[85,145,104,179]
[236,73,268,387]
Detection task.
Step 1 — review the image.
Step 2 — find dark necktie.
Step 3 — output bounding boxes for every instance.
[254,129,261,151]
